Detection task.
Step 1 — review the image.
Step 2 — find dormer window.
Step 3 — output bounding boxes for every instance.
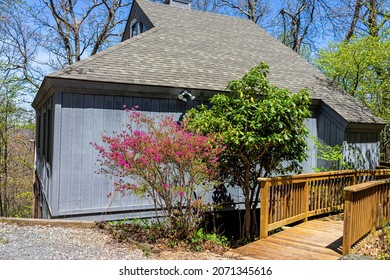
[131,20,139,37]
[140,21,148,33]
[130,19,148,38]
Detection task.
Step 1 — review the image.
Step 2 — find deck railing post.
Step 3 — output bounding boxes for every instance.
[372,185,379,233]
[342,190,353,255]
[303,178,309,222]
[260,180,269,239]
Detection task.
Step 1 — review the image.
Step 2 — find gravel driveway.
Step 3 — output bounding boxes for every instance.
[0,222,147,260]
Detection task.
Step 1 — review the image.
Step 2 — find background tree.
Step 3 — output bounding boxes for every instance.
[219,0,271,24]
[0,62,34,217]
[185,62,311,240]
[278,0,316,55]
[0,0,42,89]
[316,36,390,161]
[31,0,131,69]
[344,0,390,40]
[192,0,221,12]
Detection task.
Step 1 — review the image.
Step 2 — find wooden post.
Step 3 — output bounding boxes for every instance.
[32,171,42,219]
[372,185,379,233]
[303,178,309,222]
[342,191,353,255]
[352,170,357,185]
[260,180,269,239]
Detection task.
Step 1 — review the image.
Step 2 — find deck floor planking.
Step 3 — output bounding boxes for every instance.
[225,220,343,260]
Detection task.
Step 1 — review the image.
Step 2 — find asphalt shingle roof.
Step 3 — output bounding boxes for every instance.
[46,0,384,125]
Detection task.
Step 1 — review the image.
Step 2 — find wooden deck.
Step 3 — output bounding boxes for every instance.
[224,219,344,260]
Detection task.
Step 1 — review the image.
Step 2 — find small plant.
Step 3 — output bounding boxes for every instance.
[167,240,178,249]
[108,218,129,227]
[378,207,390,260]
[0,237,8,244]
[378,225,390,260]
[130,218,150,229]
[93,107,224,240]
[313,138,350,171]
[313,138,365,171]
[188,228,230,251]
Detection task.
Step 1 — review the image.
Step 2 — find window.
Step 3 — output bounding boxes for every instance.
[41,105,46,158]
[36,111,41,152]
[46,98,52,164]
[140,21,148,33]
[41,97,53,165]
[131,20,139,37]
[130,19,148,38]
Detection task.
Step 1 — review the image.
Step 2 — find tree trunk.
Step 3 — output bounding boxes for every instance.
[367,0,378,37]
[344,0,363,42]
[243,163,251,240]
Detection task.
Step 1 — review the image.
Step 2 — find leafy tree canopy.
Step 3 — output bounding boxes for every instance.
[316,35,390,161]
[316,36,390,123]
[184,62,311,239]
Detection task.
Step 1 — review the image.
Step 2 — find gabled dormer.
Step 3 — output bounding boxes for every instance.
[122,0,192,41]
[122,0,153,41]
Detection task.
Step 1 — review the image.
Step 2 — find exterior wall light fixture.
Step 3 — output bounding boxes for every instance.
[177,90,195,102]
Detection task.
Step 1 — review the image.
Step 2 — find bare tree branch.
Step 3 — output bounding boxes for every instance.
[220,0,270,24]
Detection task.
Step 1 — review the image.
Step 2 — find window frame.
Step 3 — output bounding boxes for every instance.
[130,19,139,38]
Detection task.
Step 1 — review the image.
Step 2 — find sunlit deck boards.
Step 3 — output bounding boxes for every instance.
[225,220,344,260]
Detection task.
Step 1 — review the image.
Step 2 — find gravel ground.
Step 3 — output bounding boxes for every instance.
[0,223,147,260]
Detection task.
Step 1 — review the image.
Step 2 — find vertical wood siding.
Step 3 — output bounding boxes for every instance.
[345,132,380,170]
[302,118,317,173]
[56,93,202,218]
[316,111,346,170]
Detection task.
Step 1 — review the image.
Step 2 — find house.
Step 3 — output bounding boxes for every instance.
[32,0,386,220]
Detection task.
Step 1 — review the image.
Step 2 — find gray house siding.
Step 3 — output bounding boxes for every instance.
[317,103,347,146]
[303,117,317,173]
[312,103,381,170]
[315,103,348,170]
[43,91,203,220]
[35,95,56,218]
[344,131,380,170]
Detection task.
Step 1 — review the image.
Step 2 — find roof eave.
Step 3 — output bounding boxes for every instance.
[37,76,221,101]
[32,77,54,109]
[346,122,387,133]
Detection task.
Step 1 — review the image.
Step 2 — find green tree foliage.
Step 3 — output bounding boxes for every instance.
[316,36,390,161]
[184,62,311,240]
[312,139,349,172]
[0,62,34,217]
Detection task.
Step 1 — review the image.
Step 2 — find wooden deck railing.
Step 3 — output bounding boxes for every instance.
[342,179,390,255]
[259,169,390,239]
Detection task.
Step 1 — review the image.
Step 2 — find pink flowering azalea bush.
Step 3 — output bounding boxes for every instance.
[92,107,224,239]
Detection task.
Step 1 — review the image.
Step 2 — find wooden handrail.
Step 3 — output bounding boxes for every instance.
[258,169,390,239]
[342,178,390,255]
[258,170,357,183]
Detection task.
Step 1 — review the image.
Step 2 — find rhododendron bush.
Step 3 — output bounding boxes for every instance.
[92,107,224,238]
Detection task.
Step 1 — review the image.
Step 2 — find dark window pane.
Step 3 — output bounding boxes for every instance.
[141,21,148,33]
[131,21,139,37]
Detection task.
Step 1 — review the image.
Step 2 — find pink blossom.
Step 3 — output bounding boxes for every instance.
[92,108,225,235]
